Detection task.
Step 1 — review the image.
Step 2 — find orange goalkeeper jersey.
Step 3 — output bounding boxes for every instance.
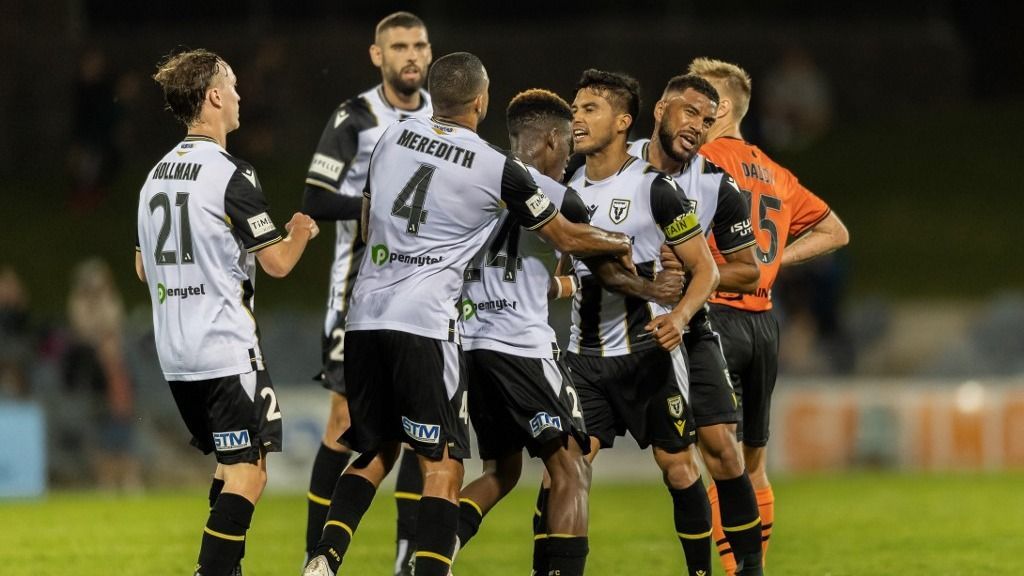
[702,137,831,312]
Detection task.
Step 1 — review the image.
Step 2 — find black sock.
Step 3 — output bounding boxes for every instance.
[394,447,423,542]
[413,496,458,576]
[716,473,763,575]
[207,478,244,566]
[312,474,377,573]
[456,498,484,549]
[670,479,712,576]
[306,444,352,554]
[532,487,550,575]
[208,478,225,509]
[196,493,253,576]
[546,536,588,576]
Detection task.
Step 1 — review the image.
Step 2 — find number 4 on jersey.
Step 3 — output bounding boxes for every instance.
[392,164,435,234]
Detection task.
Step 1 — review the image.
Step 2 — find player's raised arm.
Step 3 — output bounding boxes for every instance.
[781,210,849,267]
[500,155,634,267]
[645,176,720,350]
[256,212,319,278]
[134,251,146,282]
[708,173,760,292]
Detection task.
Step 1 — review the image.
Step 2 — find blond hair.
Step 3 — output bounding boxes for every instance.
[687,58,752,121]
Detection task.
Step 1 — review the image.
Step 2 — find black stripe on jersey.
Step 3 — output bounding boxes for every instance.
[339,238,366,314]
[713,172,757,254]
[624,261,658,349]
[617,156,639,175]
[702,158,725,174]
[184,134,219,144]
[577,275,603,351]
[305,96,377,190]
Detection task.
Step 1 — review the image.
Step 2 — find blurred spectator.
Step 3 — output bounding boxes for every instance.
[774,253,856,374]
[759,45,833,152]
[67,47,123,212]
[0,266,32,397]
[61,258,142,490]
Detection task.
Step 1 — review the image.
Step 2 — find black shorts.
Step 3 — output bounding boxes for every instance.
[342,329,470,460]
[684,310,741,428]
[709,304,780,447]
[568,347,696,451]
[318,308,347,394]
[465,349,589,460]
[168,370,283,465]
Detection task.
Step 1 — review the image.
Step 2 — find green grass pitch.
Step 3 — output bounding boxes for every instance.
[3,472,1022,575]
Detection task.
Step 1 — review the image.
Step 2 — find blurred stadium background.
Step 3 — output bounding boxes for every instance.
[1,0,1022,573]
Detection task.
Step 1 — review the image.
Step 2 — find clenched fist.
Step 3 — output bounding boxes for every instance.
[286,212,319,240]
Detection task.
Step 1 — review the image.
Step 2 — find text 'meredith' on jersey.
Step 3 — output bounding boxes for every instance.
[461,167,591,358]
[346,116,559,341]
[700,137,831,312]
[305,86,433,314]
[136,136,282,381]
[567,157,702,357]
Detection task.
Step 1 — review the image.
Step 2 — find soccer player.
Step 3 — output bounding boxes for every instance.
[136,49,319,576]
[688,57,850,574]
[302,52,635,576]
[450,89,684,576]
[537,68,725,576]
[300,12,433,573]
[629,73,766,575]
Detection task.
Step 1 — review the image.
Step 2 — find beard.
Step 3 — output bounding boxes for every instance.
[386,66,424,97]
[657,121,690,164]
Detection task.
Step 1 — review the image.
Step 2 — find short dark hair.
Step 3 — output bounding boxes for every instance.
[507,89,572,140]
[576,69,641,133]
[152,48,224,127]
[662,73,720,105]
[375,11,425,40]
[428,52,487,115]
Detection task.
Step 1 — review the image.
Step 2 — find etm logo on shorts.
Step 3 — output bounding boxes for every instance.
[530,412,563,438]
[212,430,251,451]
[402,416,440,444]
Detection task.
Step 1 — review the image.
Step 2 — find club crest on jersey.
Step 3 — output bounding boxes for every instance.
[402,416,441,444]
[609,199,631,224]
[530,412,563,437]
[667,394,684,418]
[212,430,251,451]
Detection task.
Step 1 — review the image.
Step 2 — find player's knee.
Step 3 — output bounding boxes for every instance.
[222,462,267,501]
[491,456,523,494]
[658,451,700,489]
[546,443,591,491]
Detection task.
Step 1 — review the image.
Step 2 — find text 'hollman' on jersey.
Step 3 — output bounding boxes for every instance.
[152,161,202,181]
[396,128,476,168]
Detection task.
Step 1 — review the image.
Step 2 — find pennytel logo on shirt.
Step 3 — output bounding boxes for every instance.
[371,244,444,267]
[157,282,206,304]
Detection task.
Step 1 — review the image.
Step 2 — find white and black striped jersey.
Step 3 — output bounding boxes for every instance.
[629,140,756,331]
[346,117,559,341]
[136,136,282,381]
[629,139,754,255]
[461,167,590,358]
[304,85,432,313]
[567,157,702,357]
